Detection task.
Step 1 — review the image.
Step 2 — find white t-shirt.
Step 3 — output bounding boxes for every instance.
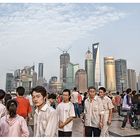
[56,102,75,132]
[122,94,131,110]
[71,91,79,103]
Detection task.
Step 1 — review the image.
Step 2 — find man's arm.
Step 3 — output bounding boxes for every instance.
[107,109,113,125]
[59,117,74,128]
[99,113,104,129]
[98,98,104,128]
[59,103,75,128]
[107,98,114,125]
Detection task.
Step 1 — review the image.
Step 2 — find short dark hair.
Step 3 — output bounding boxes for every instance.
[88,86,96,91]
[126,88,131,94]
[31,86,47,98]
[63,89,71,96]
[6,99,18,118]
[99,87,106,93]
[16,86,25,96]
[116,91,120,95]
[4,94,12,106]
[0,89,6,100]
[63,89,71,101]
[73,87,77,91]
[48,93,56,100]
[132,90,136,95]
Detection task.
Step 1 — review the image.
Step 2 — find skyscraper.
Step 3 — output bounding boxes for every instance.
[37,63,44,86]
[32,71,37,88]
[92,43,101,89]
[115,59,128,92]
[14,69,21,88]
[21,66,34,94]
[60,52,70,87]
[104,57,116,92]
[85,49,93,87]
[128,69,137,90]
[38,63,44,79]
[66,63,79,89]
[6,73,14,92]
[49,76,62,93]
[75,69,87,93]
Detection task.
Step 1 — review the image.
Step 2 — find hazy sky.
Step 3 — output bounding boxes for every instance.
[0,3,140,89]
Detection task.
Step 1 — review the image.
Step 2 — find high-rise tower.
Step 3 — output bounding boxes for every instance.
[66,63,79,89]
[60,52,70,88]
[38,63,43,79]
[92,43,101,89]
[115,59,128,92]
[6,73,14,92]
[85,49,93,87]
[104,57,116,92]
[75,69,87,93]
[128,69,137,90]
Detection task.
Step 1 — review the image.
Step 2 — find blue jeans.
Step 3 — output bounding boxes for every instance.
[73,103,80,118]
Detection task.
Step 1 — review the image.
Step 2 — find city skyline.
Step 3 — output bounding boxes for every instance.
[0,3,140,89]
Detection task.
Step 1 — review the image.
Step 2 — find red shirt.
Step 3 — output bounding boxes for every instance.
[78,94,82,104]
[16,96,32,118]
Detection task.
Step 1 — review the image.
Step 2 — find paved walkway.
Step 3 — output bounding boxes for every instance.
[72,113,140,137]
[72,118,84,137]
[109,113,140,137]
[28,113,140,137]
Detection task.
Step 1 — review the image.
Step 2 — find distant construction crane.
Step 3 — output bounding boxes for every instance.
[57,46,72,54]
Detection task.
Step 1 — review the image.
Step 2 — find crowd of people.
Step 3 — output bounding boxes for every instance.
[0,85,140,137]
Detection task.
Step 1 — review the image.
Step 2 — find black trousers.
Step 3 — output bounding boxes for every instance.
[117,106,121,116]
[121,110,134,128]
[85,126,101,137]
[58,130,72,137]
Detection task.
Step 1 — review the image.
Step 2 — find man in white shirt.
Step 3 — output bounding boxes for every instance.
[99,87,114,137]
[71,87,80,118]
[31,86,57,137]
[121,88,134,129]
[83,86,104,137]
[56,89,75,137]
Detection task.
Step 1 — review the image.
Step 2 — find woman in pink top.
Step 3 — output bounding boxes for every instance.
[0,99,29,137]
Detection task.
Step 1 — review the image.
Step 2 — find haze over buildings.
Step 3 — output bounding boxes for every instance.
[1,3,140,90]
